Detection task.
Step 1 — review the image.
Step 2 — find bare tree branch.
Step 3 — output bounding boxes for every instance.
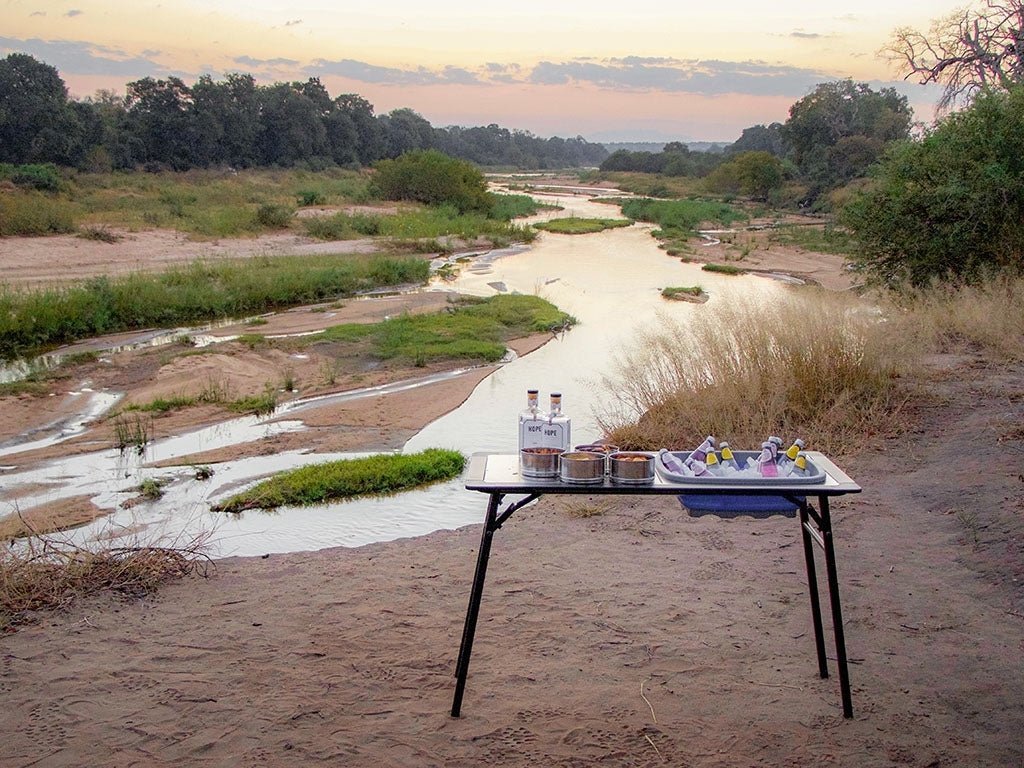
[884,0,1024,111]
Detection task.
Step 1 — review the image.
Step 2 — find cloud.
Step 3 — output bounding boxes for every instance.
[526,57,831,97]
[0,36,166,77]
[305,58,481,85]
[64,9,83,17]
[284,19,302,26]
[790,31,825,39]
[234,55,299,68]
[29,11,45,17]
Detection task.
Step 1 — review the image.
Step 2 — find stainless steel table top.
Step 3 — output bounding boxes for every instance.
[464,451,861,496]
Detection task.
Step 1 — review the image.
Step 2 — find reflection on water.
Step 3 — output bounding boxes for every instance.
[3,190,785,558]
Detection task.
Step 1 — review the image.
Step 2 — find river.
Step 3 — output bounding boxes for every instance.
[2,189,785,558]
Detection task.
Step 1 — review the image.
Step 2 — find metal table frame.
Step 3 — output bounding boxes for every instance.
[451,451,862,719]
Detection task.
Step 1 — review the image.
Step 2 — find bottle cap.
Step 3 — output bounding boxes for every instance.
[706,452,719,465]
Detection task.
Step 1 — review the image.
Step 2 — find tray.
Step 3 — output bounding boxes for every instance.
[655,449,825,485]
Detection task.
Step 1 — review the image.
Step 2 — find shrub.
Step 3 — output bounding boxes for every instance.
[296,189,326,206]
[254,203,293,229]
[841,86,1024,287]
[371,150,492,214]
[9,163,63,192]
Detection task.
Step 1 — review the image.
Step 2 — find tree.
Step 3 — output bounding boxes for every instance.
[783,80,912,199]
[727,123,789,157]
[124,76,197,169]
[704,151,785,199]
[371,149,492,213]
[0,53,81,164]
[256,83,329,166]
[840,86,1024,287]
[887,0,1024,111]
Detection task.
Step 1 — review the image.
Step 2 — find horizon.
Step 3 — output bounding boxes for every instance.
[3,0,949,143]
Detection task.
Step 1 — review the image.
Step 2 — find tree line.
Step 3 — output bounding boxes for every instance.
[0,54,608,172]
[600,79,914,206]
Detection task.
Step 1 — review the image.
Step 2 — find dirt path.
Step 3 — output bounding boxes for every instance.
[0,355,1020,766]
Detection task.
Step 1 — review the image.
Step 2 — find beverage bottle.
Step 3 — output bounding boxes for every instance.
[756,441,779,478]
[704,451,724,476]
[541,392,571,451]
[688,459,710,477]
[685,435,716,468]
[518,388,542,451]
[792,451,810,477]
[659,448,690,475]
[779,438,805,474]
[719,442,740,472]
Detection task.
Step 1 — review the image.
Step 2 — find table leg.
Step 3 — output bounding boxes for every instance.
[451,492,500,717]
[798,499,829,679]
[819,495,854,719]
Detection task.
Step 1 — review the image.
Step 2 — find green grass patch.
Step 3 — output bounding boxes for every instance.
[618,198,745,235]
[311,294,575,365]
[661,286,706,301]
[0,254,429,361]
[489,193,545,220]
[768,224,855,255]
[0,191,77,236]
[533,217,631,235]
[225,388,277,416]
[71,168,370,236]
[212,448,465,512]
[303,205,535,246]
[701,263,746,275]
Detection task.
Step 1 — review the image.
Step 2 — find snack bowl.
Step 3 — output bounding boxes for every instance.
[520,447,562,478]
[609,451,656,484]
[559,451,606,484]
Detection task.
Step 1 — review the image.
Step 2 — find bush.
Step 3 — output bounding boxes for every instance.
[703,151,785,199]
[371,150,492,214]
[254,203,293,229]
[841,86,1024,287]
[8,163,63,191]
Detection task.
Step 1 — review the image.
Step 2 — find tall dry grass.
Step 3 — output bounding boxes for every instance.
[897,276,1024,361]
[597,289,915,455]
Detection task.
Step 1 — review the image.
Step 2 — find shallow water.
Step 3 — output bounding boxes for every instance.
[2,190,785,557]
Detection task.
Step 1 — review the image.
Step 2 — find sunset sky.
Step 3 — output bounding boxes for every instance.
[3,0,948,142]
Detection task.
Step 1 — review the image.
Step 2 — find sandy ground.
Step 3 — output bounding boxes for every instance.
[1,217,1023,764]
[0,356,1021,766]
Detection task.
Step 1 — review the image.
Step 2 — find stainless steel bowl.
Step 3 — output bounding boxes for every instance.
[609,451,656,484]
[520,447,562,478]
[559,451,606,484]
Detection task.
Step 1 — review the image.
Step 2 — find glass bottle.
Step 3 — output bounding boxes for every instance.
[719,442,740,472]
[705,450,723,476]
[757,441,779,477]
[518,389,543,451]
[685,435,716,467]
[779,438,805,474]
[541,392,571,450]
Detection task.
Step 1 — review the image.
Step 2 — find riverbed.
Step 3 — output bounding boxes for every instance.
[0,189,786,557]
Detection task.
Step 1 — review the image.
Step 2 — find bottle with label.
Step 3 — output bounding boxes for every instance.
[540,392,571,451]
[704,451,724,476]
[756,441,779,477]
[518,389,542,451]
[685,435,716,468]
[659,448,690,475]
[779,438,805,474]
[792,451,810,477]
[719,442,740,473]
